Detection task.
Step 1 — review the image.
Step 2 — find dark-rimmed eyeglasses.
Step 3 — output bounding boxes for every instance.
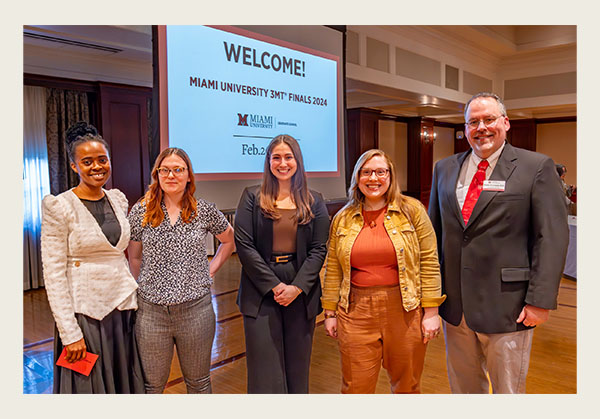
[157,167,187,177]
[359,168,389,178]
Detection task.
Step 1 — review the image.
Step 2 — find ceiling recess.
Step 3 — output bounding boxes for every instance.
[24,31,123,54]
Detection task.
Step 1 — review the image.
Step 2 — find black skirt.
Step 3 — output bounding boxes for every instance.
[53,308,145,394]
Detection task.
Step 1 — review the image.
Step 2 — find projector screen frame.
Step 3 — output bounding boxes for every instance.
[155,25,345,181]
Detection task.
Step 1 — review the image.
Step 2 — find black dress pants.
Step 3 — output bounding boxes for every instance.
[243,260,316,393]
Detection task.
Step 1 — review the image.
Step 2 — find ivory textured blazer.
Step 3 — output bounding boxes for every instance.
[41,188,138,345]
[428,143,569,334]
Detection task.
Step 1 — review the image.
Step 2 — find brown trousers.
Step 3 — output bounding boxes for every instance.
[337,285,426,393]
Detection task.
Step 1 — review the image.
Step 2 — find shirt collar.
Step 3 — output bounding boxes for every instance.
[470,141,506,167]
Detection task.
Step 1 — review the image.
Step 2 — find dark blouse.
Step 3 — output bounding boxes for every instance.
[80,195,121,247]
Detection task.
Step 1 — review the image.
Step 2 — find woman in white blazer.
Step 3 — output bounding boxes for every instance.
[41,122,145,393]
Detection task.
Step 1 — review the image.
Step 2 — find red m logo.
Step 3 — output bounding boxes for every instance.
[238,113,249,126]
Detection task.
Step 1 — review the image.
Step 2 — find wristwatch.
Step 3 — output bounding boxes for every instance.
[324,312,337,319]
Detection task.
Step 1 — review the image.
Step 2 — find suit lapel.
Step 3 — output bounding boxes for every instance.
[296,222,308,262]
[448,151,471,229]
[254,192,274,261]
[466,143,518,229]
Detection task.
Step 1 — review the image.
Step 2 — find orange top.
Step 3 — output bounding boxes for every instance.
[350,207,399,287]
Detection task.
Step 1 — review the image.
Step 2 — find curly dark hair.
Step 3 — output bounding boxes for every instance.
[65,121,110,162]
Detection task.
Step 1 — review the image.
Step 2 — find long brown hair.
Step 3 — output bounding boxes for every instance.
[141,147,197,227]
[259,134,314,225]
[337,149,415,221]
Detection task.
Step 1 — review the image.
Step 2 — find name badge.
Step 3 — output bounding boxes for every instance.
[483,180,505,191]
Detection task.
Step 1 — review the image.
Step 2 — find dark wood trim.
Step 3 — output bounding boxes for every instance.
[98,83,151,202]
[454,127,470,154]
[24,73,151,94]
[406,117,434,207]
[345,108,381,188]
[377,113,400,121]
[394,116,412,124]
[24,73,98,92]
[94,81,151,93]
[434,121,462,129]
[151,25,161,167]
[507,118,536,152]
[535,116,577,124]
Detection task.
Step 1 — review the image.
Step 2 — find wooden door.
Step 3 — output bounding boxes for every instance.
[99,84,151,206]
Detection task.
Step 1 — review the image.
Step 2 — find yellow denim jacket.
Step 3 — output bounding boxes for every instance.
[321,197,446,313]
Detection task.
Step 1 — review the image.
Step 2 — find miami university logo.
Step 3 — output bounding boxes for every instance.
[238,113,249,126]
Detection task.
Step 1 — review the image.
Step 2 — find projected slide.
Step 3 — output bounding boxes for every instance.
[162,25,340,177]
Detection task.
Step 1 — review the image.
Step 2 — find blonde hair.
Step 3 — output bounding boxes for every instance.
[337,149,415,221]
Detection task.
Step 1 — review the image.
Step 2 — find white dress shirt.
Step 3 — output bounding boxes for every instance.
[456,142,506,209]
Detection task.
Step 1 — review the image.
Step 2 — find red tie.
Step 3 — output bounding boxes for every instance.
[462,160,489,225]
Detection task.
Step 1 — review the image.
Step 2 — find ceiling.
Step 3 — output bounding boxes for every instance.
[346,78,577,123]
[23,25,153,62]
[23,25,576,124]
[346,25,577,123]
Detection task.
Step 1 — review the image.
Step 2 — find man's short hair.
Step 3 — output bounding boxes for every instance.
[464,92,507,120]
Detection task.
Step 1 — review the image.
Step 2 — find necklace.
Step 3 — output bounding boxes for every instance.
[363,206,385,229]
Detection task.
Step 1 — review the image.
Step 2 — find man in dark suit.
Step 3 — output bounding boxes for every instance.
[428,92,568,393]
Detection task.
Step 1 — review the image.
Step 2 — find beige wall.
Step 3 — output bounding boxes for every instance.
[433,126,455,169]
[536,121,577,186]
[378,120,408,191]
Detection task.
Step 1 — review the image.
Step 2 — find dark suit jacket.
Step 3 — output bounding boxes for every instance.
[428,143,569,334]
[234,185,330,319]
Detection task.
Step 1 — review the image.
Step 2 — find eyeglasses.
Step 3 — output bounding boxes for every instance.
[466,115,503,129]
[157,167,187,177]
[359,168,389,178]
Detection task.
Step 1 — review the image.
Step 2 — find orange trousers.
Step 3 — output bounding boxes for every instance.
[337,285,426,393]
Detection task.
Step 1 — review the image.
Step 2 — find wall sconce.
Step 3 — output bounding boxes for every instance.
[421,128,437,144]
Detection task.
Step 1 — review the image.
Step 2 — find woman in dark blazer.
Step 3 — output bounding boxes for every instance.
[234,134,330,393]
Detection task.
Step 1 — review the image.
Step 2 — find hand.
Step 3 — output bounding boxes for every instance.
[65,338,87,363]
[273,284,301,306]
[516,304,550,327]
[272,282,286,297]
[324,315,338,339]
[421,308,441,344]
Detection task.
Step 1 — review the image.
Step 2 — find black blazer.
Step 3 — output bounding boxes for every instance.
[428,143,569,334]
[234,185,330,319]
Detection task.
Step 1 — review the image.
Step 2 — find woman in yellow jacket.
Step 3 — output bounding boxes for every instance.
[322,149,445,393]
